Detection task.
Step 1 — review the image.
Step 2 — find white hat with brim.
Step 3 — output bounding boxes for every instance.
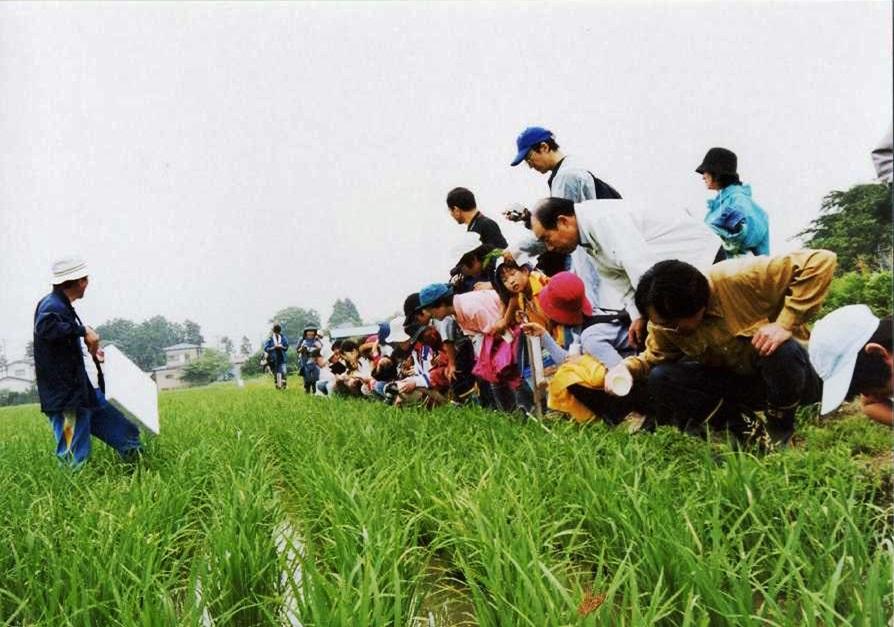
[385,316,410,344]
[808,304,879,414]
[51,256,89,284]
[450,231,485,257]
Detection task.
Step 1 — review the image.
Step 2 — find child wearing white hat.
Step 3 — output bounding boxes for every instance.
[809,305,892,426]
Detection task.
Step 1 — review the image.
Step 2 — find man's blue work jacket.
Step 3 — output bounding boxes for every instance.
[33,289,97,414]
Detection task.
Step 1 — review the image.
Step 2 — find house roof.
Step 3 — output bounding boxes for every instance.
[162,343,202,351]
[328,324,380,340]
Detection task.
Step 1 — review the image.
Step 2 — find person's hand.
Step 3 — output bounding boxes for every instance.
[502,203,527,222]
[84,326,101,354]
[520,322,546,337]
[491,320,507,336]
[501,249,515,263]
[446,363,456,382]
[93,346,105,363]
[751,323,792,357]
[472,282,491,291]
[627,317,647,349]
[398,379,416,394]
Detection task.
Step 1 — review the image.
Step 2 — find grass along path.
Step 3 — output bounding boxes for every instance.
[0,382,891,626]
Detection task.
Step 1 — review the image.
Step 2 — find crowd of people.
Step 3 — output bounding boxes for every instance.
[260,126,893,451]
[31,124,892,466]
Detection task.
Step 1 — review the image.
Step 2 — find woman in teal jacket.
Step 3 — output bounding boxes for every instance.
[696,147,770,259]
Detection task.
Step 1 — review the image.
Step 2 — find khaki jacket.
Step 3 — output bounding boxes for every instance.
[624,250,837,379]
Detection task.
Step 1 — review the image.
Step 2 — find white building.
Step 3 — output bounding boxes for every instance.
[151,343,203,391]
[0,359,36,393]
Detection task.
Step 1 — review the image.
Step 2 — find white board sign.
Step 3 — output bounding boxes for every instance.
[97,345,160,434]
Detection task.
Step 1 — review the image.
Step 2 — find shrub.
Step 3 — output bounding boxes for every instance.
[819,270,893,318]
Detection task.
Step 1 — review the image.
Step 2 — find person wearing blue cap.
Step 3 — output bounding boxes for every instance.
[510,126,621,202]
[507,126,620,342]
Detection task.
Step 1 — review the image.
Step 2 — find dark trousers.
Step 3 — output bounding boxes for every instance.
[568,381,651,426]
[647,339,822,436]
[451,336,478,401]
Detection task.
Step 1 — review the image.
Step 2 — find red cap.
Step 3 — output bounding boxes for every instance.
[537,272,592,326]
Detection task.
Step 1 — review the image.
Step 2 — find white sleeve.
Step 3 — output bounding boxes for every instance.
[589,208,659,289]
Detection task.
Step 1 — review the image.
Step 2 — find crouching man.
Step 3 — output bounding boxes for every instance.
[620,250,836,447]
[33,257,142,467]
[809,305,892,426]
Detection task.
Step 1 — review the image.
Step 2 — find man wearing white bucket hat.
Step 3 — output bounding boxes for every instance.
[809,305,892,426]
[33,257,142,467]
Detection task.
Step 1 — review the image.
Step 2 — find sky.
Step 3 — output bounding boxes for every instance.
[1,1,891,359]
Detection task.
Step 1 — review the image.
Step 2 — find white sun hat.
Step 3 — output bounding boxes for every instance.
[808,304,879,414]
[51,256,89,284]
[450,231,485,257]
[384,316,410,344]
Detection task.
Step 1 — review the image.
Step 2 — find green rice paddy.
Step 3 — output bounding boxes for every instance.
[1,381,891,626]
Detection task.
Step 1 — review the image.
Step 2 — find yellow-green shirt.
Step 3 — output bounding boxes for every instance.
[624,250,837,379]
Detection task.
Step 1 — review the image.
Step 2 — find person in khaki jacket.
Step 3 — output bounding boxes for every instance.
[619,249,837,447]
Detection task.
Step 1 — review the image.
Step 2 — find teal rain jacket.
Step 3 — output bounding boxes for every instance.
[704,184,770,257]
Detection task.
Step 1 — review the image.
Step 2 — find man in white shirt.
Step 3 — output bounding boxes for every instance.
[530,196,721,361]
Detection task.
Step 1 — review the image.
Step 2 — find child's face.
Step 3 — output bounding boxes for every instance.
[414,309,432,325]
[306,331,316,339]
[425,304,449,321]
[501,267,529,294]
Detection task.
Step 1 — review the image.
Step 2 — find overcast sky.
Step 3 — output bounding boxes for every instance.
[1,1,891,358]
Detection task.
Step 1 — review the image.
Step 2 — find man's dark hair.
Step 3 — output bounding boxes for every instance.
[847,317,893,398]
[340,340,358,353]
[712,173,742,188]
[331,340,343,351]
[533,197,575,230]
[541,138,560,152]
[53,278,83,290]
[634,260,710,320]
[272,324,282,334]
[446,187,476,211]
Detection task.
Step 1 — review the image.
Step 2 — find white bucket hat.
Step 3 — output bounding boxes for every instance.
[384,316,410,344]
[808,304,879,414]
[450,231,485,257]
[51,256,89,284]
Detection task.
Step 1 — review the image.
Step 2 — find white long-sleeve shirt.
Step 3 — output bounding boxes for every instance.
[574,199,721,320]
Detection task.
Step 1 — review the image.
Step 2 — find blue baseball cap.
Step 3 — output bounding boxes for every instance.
[419,283,452,308]
[510,126,554,166]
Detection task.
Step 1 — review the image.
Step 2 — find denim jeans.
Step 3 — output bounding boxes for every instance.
[647,339,822,435]
[46,388,143,467]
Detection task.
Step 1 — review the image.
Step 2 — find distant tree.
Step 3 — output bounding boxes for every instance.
[181,349,231,386]
[239,335,253,357]
[96,318,138,356]
[25,341,33,361]
[94,316,185,371]
[797,183,892,274]
[328,298,363,329]
[220,336,234,356]
[183,320,204,346]
[0,386,39,407]
[240,349,267,377]
[270,307,322,338]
